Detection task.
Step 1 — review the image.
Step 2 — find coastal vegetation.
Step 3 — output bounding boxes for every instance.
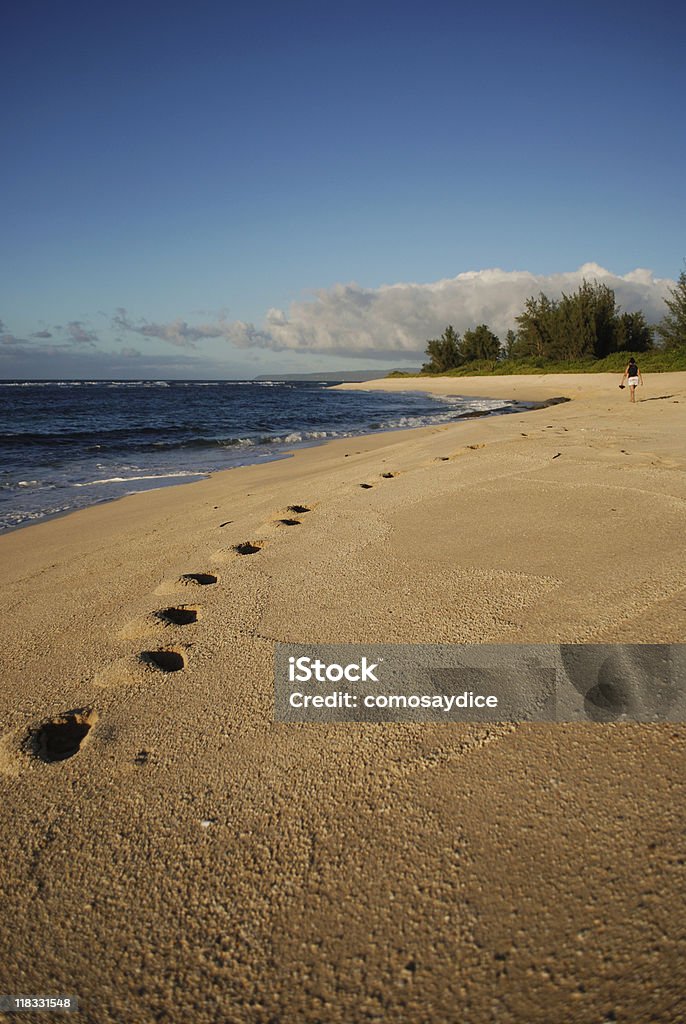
[656,266,686,351]
[407,265,686,376]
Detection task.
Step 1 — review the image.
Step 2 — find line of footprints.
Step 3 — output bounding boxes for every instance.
[26,426,571,762]
[26,470,404,765]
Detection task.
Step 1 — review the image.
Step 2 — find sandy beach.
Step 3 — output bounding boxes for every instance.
[1,372,685,1023]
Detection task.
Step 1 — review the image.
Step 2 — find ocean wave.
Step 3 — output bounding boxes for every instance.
[0,479,55,491]
[0,405,515,455]
[105,380,171,387]
[145,429,345,451]
[74,472,207,487]
[0,423,181,444]
[0,503,74,529]
[0,379,174,388]
[432,394,510,411]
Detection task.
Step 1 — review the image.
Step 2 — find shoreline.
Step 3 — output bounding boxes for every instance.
[0,382,542,538]
[0,386,570,544]
[1,371,685,1022]
[5,368,646,542]
[334,368,636,400]
[0,382,520,537]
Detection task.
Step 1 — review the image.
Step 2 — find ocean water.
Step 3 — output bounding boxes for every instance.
[0,380,519,532]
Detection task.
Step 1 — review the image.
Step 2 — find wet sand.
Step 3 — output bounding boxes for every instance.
[1,372,685,1023]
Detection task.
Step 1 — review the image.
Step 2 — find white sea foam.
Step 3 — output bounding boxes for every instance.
[1,503,74,528]
[75,472,206,487]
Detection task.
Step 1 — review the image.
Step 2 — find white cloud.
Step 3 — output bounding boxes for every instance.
[112,310,233,348]
[65,321,99,345]
[219,263,675,359]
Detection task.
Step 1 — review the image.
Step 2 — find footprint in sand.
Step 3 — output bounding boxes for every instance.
[96,639,190,685]
[287,504,310,514]
[119,604,199,641]
[359,483,373,489]
[182,572,218,585]
[27,708,98,763]
[140,648,187,673]
[233,541,262,555]
[154,573,218,597]
[276,518,300,527]
[381,472,396,479]
[156,606,199,625]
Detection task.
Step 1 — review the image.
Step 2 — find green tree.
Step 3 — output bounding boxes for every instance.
[423,325,463,372]
[515,281,626,361]
[504,329,517,359]
[555,280,619,359]
[460,324,500,362]
[656,265,686,350]
[514,293,559,357]
[614,311,654,352]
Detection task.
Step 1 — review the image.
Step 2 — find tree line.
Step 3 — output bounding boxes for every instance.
[422,266,686,372]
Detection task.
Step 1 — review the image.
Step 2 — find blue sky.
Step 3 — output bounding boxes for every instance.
[2,0,684,378]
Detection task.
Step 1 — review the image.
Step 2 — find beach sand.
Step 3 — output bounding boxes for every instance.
[1,372,685,1023]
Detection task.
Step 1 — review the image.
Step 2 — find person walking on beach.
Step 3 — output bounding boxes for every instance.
[620,357,643,402]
